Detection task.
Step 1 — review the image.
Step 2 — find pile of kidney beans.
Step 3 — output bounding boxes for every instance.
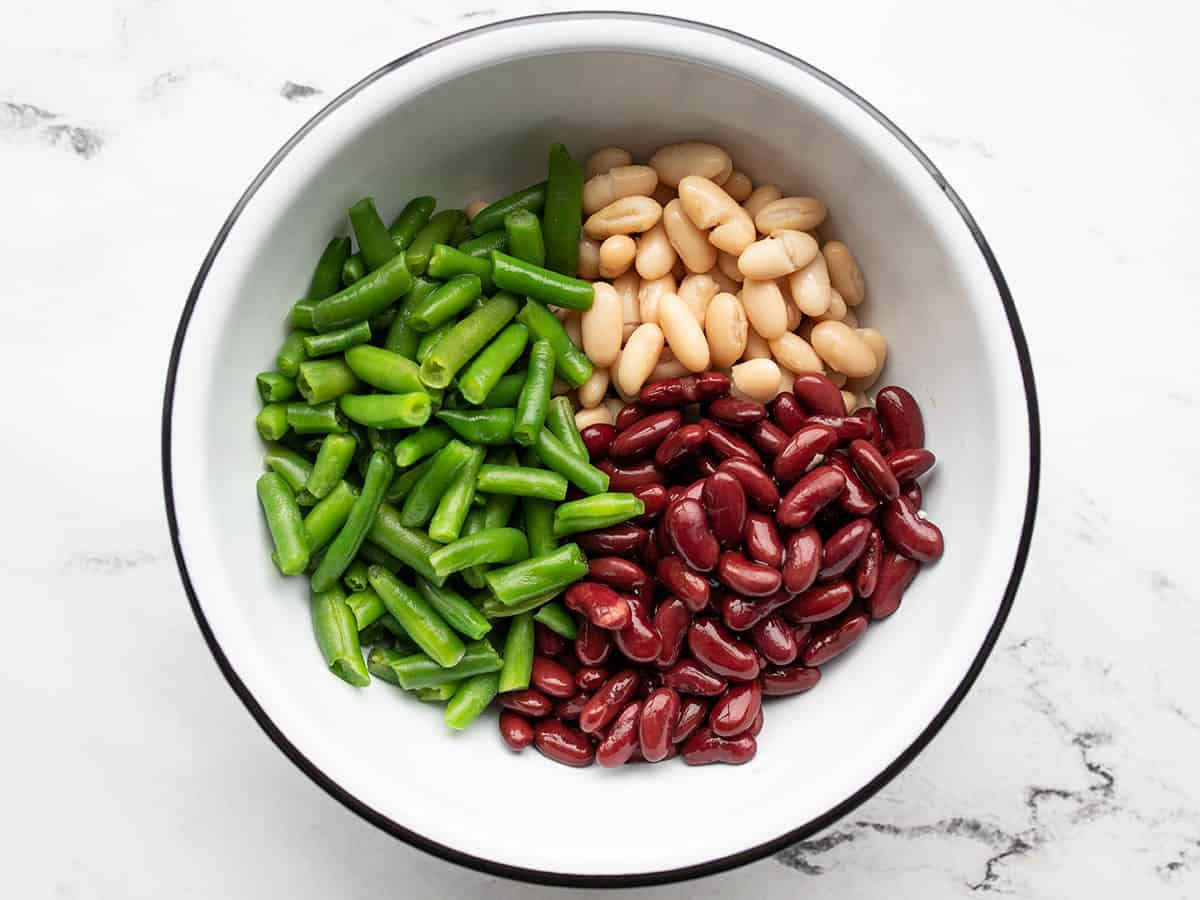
[496,371,944,767]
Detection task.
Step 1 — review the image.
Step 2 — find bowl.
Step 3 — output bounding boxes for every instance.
[162,12,1039,887]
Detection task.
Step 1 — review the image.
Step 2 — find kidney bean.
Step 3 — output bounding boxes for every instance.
[703,471,747,547]
[653,597,691,667]
[704,421,762,465]
[638,687,682,762]
[880,497,945,562]
[688,618,760,681]
[614,403,644,431]
[716,457,779,511]
[790,372,846,417]
[876,386,925,451]
[577,523,649,555]
[749,706,764,737]
[904,482,923,508]
[681,728,756,765]
[762,665,822,696]
[664,497,720,571]
[535,623,567,657]
[721,589,789,631]
[769,391,806,434]
[777,466,846,528]
[580,423,617,461]
[610,410,683,462]
[849,407,883,446]
[629,743,679,764]
[825,452,878,516]
[597,459,662,491]
[531,656,576,698]
[638,378,688,409]
[614,595,663,663]
[782,528,822,594]
[708,397,767,428]
[533,719,595,766]
[819,518,874,579]
[752,614,798,666]
[641,527,663,567]
[802,414,872,445]
[655,556,710,612]
[783,580,855,624]
[498,689,553,718]
[639,371,732,408]
[750,419,789,457]
[710,680,762,737]
[866,551,920,619]
[575,666,610,692]
[671,697,709,743]
[564,581,632,630]
[743,512,784,567]
[774,424,839,483]
[887,447,936,483]
[553,692,590,721]
[680,476,708,501]
[499,711,534,750]
[654,423,707,468]
[596,700,642,767]
[575,620,613,665]
[717,551,782,597]
[580,669,641,733]
[853,527,883,598]
[696,456,719,476]
[662,659,728,696]
[803,613,869,666]
[848,439,900,501]
[586,557,648,593]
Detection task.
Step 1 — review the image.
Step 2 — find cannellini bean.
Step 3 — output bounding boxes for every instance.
[739,278,789,340]
[638,274,676,325]
[731,359,782,402]
[786,252,832,316]
[604,397,627,419]
[814,288,848,322]
[743,328,772,360]
[584,196,663,240]
[576,405,615,429]
[615,323,665,396]
[778,368,796,394]
[710,265,742,296]
[635,221,677,280]
[705,292,748,368]
[769,332,824,374]
[578,368,611,409]
[785,295,802,331]
[465,199,489,222]
[583,165,660,215]
[841,390,859,414]
[649,142,732,188]
[677,273,719,326]
[743,184,782,219]
[723,170,753,202]
[598,234,637,279]
[810,321,876,377]
[658,292,711,372]
[582,282,623,367]
[717,250,745,283]
[678,176,756,255]
[650,349,690,382]
[578,237,602,280]
[737,230,819,279]
[823,241,865,306]
[613,270,641,342]
[844,328,888,393]
[663,199,717,274]
[825,369,847,388]
[586,147,633,179]
[841,307,859,328]
[651,182,677,207]
[754,197,828,234]
[552,306,571,321]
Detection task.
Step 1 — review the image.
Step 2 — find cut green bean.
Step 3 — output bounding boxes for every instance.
[349,197,399,271]
[416,321,453,364]
[458,507,488,590]
[384,276,438,359]
[393,425,452,467]
[385,457,433,502]
[311,586,371,686]
[427,244,493,291]
[533,601,577,639]
[256,403,290,441]
[257,372,297,403]
[343,559,371,593]
[485,543,588,607]
[296,359,361,405]
[310,450,393,592]
[303,480,358,553]
[497,612,534,693]
[312,252,413,332]
[457,228,509,258]
[418,292,520,390]
[302,320,371,357]
[450,213,473,246]
[417,683,459,702]
[309,235,353,301]
[458,323,528,405]
[343,345,425,394]
[407,209,464,275]
[367,644,405,684]
[543,143,585,276]
[286,401,349,434]
[534,427,609,495]
[428,445,486,543]
[365,507,447,586]
[399,439,472,527]
[415,576,492,640]
[436,408,515,445]
[369,307,396,335]
[264,444,314,493]
[429,527,530,577]
[516,300,593,387]
[341,255,365,286]
[306,433,357,499]
[480,371,526,408]
[389,639,502,690]
[346,585,385,630]
[388,195,437,249]
[290,298,319,330]
[475,465,567,500]
[513,339,554,446]
[552,492,644,536]
[339,393,431,429]
[546,395,589,461]
[504,209,545,268]
[408,274,482,333]
[257,472,309,575]
[491,251,593,311]
[471,181,547,236]
[367,567,465,667]
[524,497,558,557]
[445,671,500,729]
[277,330,313,377]
[367,428,397,456]
[479,585,564,619]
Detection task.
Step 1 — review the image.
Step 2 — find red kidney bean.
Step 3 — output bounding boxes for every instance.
[717,551,782,597]
[639,689,682,763]
[580,669,641,734]
[638,378,688,409]
[866,551,920,619]
[688,618,760,681]
[654,423,707,468]
[876,386,925,451]
[752,614,799,666]
[792,621,813,648]
[680,476,707,501]
[773,424,839,484]
[564,581,632,630]
[777,466,846,529]
[662,659,728,696]
[783,580,855,624]
[710,680,762,737]
[904,482,923,508]
[681,728,756,765]
[586,557,648,593]
[749,706,764,736]
[769,391,806,434]
[848,407,882,446]
[596,700,642,767]
[631,483,669,524]
[629,743,679,764]
[671,697,709,743]
[703,471,747,547]
[640,527,663,568]
[499,711,534,750]
[614,595,663,663]
[721,589,788,631]
[663,497,720,571]
[848,439,900,501]
[819,518,874,579]
[704,421,762,465]
[597,459,662,491]
[535,623,567,657]
[533,719,594,766]
[575,666,610,692]
[803,613,869,666]
[553,691,590,721]
[887,447,936,483]
[610,410,683,462]
[782,527,822,594]
[708,397,767,428]
[575,620,613,665]
[655,556,710,612]
[749,419,789,457]
[825,452,879,517]
[498,689,553,718]
[696,456,719,476]
[577,523,649,555]
[614,403,644,431]
[762,665,822,696]
[790,372,846,417]
[853,527,883,598]
[802,414,872,445]
[531,656,576,698]
[716,457,779,511]
[653,597,691,667]
[880,497,945,562]
[638,371,731,408]
[743,512,784,567]
[580,423,617,461]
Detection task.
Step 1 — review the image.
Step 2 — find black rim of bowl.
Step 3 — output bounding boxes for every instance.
[161,11,1041,888]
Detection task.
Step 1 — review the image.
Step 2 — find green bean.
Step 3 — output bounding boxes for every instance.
[306,433,357,499]
[479,585,563,618]
[418,292,520,390]
[471,181,547,236]
[534,427,609,495]
[546,394,589,460]
[428,444,486,543]
[310,450,393,591]
[485,543,587,607]
[367,567,465,667]
[533,601,577,639]
[428,527,530,577]
[264,444,314,492]
[312,252,412,332]
[345,585,385,630]
[341,255,366,286]
[289,298,320,330]
[367,644,405,684]
[504,209,546,268]
[397,439,471,527]
[436,408,515,445]
[303,480,358,553]
[339,393,431,429]
[408,274,482,333]
[257,472,309,575]
[367,428,397,456]
[445,671,499,729]
[276,330,312,378]
[417,683,459,702]
[256,403,290,441]
[497,612,534,693]
[309,236,354,301]
[296,359,361,404]
[450,212,473,246]
[343,558,371,593]
[407,209,464,275]
[311,586,371,686]
[513,339,554,446]
[257,372,297,403]
[456,228,508,258]
[349,197,399,271]
[552,492,644,536]
[342,345,423,394]
[543,143,585,276]
[426,244,493,291]
[384,457,432,503]
[416,321,453,364]
[415,576,492,640]
[475,465,567,500]
[384,276,438,359]
[516,300,593,387]
[369,307,396,336]
[389,639,502,690]
[388,195,437,249]
[480,371,526,408]
[491,251,593,310]
[286,401,349,434]
[458,323,528,405]
[523,497,558,557]
[392,425,452,467]
[302,320,371,357]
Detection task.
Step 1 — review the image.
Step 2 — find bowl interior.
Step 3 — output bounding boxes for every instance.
[167,16,1032,881]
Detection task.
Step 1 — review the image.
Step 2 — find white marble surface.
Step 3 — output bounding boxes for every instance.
[4,1,1198,896]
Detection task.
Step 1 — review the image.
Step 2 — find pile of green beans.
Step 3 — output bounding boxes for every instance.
[252,144,644,731]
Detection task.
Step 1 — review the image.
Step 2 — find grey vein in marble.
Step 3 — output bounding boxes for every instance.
[1,100,103,157]
[280,81,322,101]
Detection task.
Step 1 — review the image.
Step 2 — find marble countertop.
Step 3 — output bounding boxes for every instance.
[5,1,1198,896]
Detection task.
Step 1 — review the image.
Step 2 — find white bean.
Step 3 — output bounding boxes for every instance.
[634,221,678,280]
[825,369,847,388]
[649,347,690,382]
[678,176,756,255]
[583,165,660,215]
[578,237,602,280]
[743,328,772,360]
[739,278,789,340]
[613,270,641,343]
[785,295,802,331]
[581,282,623,367]
[723,169,753,202]
[844,328,888,393]
[586,147,632,179]
[638,274,676,325]
[754,197,828,234]
[563,310,583,348]
[465,199,489,222]
[841,390,859,414]
[777,368,795,394]
[662,198,717,274]
[710,265,742,296]
[823,241,865,306]
[769,332,824,373]
[717,250,745,283]
[731,359,782,402]
[810,320,876,377]
[615,323,665,396]
[743,184,782,220]
[658,292,711,372]
[786,251,832,316]
[583,196,662,240]
[575,405,615,429]
[649,142,732,188]
[677,273,719,326]
[604,396,627,419]
[841,307,859,328]
[598,234,637,279]
[814,288,848,322]
[737,230,819,279]
[705,292,748,368]
[578,367,610,409]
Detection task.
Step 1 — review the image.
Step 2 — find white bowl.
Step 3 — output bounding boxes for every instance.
[162,12,1039,887]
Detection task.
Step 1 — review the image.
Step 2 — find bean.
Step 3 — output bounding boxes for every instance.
[804,612,869,666]
[720,588,788,631]
[580,422,617,460]
[256,473,309,576]
[822,241,865,306]
[701,471,746,548]
[610,410,683,463]
[638,688,682,762]
[698,293,748,371]
[437,408,515,445]
[580,669,640,733]
[632,483,669,523]
[755,197,828,234]
[445,671,501,730]
[777,465,847,528]
[742,183,782,219]
[706,398,765,429]
[650,557,707,613]
[647,422,703,470]
[717,551,781,597]
[554,691,590,721]
[583,195,663,241]
[575,619,613,665]
[738,230,819,279]
[681,728,756,765]
[773,424,838,484]
[655,292,710,372]
[577,235,602,279]
[847,439,900,502]
[662,659,727,696]
[534,600,578,640]
[638,371,730,408]
[710,680,762,737]
[369,567,465,667]
[762,665,822,696]
[530,656,576,699]
[339,393,431,430]
[880,497,945,563]
[770,332,824,375]
[784,580,855,624]
[789,372,846,417]
[564,582,631,630]
[586,557,648,593]
[638,273,675,325]
[614,595,662,663]
[591,700,640,767]
[533,719,594,767]
[649,142,732,188]
[677,273,719,325]
[875,386,926,452]
[633,221,678,281]
[311,252,413,332]
[678,176,756,255]
[853,526,884,598]
[572,666,609,692]
[499,711,535,750]
[583,163,658,215]
[663,498,720,572]
[580,281,623,368]
[738,279,788,341]
[498,689,553,718]
[820,518,874,579]
[887,447,936,484]
[769,391,806,435]
[688,618,759,681]
[825,452,879,516]
[750,420,788,457]
[716,458,779,511]
[653,597,691,668]
[866,551,920,619]
[596,459,661,492]
[614,403,644,431]
[743,513,784,567]
[613,323,664,397]
[810,321,875,377]
[731,358,782,403]
[752,615,798,666]
[780,527,822,594]
[485,542,589,608]
[586,146,633,179]
[662,198,717,273]
[783,249,832,317]
[576,523,648,555]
